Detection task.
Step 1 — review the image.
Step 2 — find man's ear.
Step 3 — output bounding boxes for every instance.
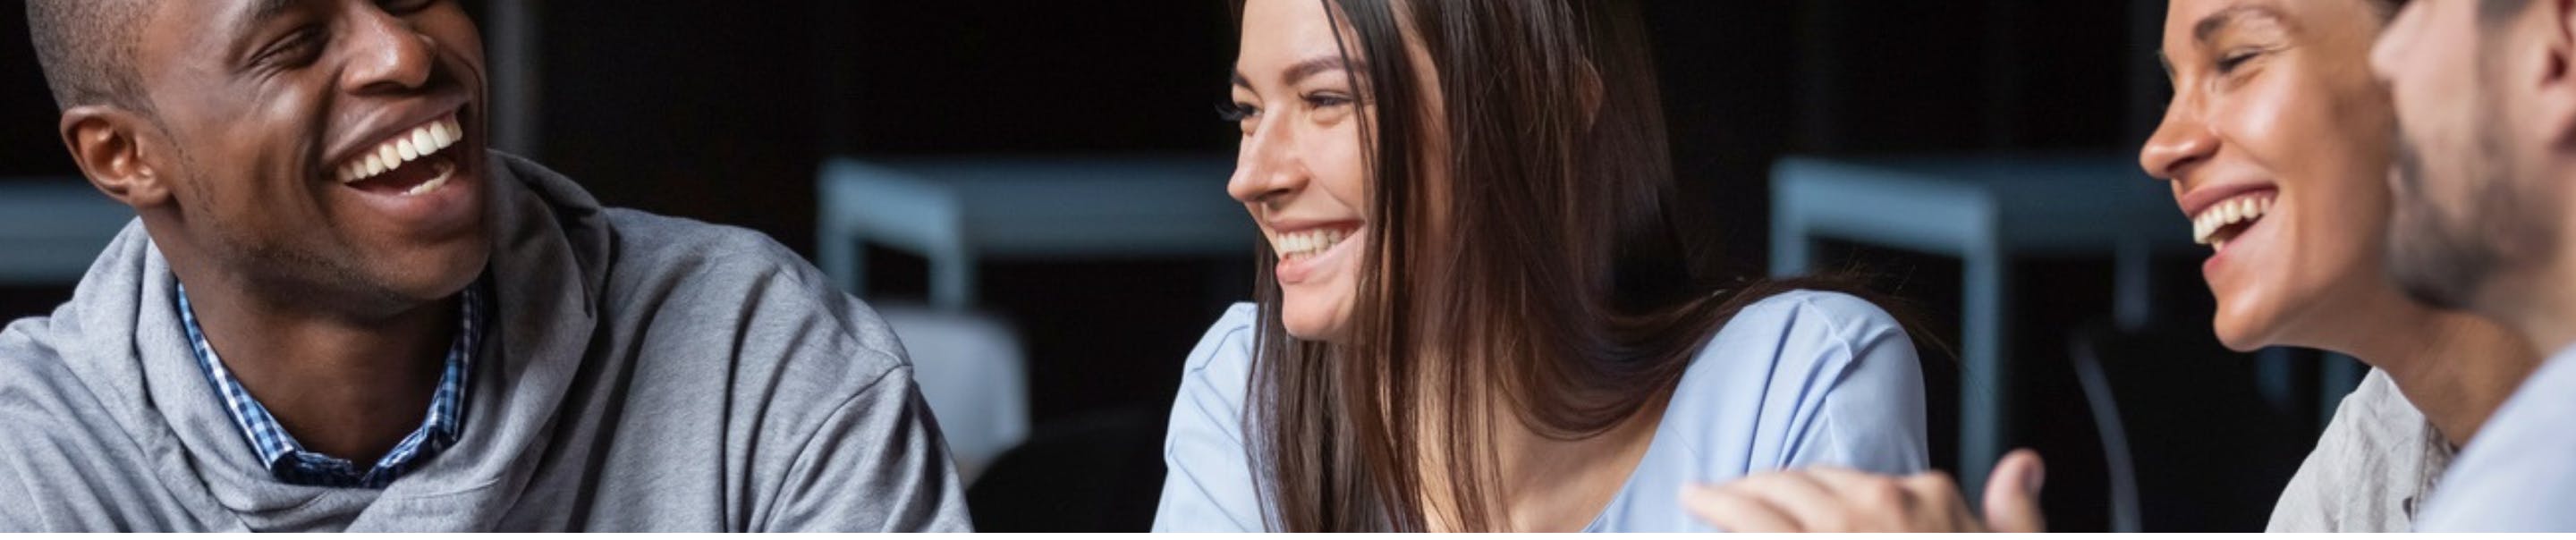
[2535,0,2576,148]
[58,105,175,209]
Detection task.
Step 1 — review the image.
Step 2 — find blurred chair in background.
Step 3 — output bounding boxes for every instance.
[2071,320,2331,532]
[815,156,1247,309]
[817,156,1249,531]
[0,179,131,286]
[870,303,1030,483]
[1770,153,2187,496]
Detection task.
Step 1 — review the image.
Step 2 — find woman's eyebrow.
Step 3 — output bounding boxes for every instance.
[1281,55,1359,86]
[2196,4,2293,45]
[1236,55,1370,89]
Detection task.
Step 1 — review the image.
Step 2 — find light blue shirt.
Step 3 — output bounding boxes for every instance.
[2416,345,2576,532]
[1151,290,1928,532]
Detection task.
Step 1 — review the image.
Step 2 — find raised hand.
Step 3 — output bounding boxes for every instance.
[1682,449,2046,533]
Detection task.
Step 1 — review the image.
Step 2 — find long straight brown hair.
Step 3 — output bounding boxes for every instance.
[1235,0,1892,531]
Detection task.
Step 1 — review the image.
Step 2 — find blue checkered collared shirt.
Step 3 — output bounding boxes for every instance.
[176,283,481,488]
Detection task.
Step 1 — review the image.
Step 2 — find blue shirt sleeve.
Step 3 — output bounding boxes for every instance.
[1768,291,1929,475]
[1150,304,1267,532]
[1589,290,1926,532]
[2417,350,2576,532]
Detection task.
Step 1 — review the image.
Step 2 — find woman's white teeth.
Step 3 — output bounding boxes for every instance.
[338,116,464,183]
[2191,194,2275,248]
[1274,228,1348,260]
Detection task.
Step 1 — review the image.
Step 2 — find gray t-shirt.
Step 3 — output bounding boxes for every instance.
[2267,369,2453,532]
[0,153,971,531]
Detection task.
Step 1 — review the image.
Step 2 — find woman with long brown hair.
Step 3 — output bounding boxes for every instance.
[1150,0,1929,532]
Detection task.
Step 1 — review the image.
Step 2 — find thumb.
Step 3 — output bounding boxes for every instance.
[1979,449,2046,533]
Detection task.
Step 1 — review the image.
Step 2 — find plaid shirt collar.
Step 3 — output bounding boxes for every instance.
[176,283,481,489]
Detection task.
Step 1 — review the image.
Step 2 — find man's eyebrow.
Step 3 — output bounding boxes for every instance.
[225,0,301,47]
[246,0,300,26]
[2195,4,2287,45]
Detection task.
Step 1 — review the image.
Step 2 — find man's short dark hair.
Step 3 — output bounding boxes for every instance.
[25,0,151,112]
[2484,0,2533,22]
[2374,0,2412,19]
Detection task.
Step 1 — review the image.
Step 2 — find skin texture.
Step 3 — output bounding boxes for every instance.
[1685,0,2538,532]
[2377,0,2576,357]
[54,0,492,461]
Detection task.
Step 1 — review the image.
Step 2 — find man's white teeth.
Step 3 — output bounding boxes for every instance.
[2191,193,2275,248]
[339,116,464,183]
[403,168,452,197]
[1274,228,1348,260]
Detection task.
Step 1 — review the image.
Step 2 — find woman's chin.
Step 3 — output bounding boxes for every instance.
[1281,299,1354,344]
[2208,304,2282,353]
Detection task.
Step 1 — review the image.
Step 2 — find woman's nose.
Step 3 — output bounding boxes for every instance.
[1228,124,1305,206]
[2139,97,2218,183]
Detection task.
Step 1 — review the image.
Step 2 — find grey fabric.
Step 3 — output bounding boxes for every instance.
[2267,369,2451,533]
[0,153,971,532]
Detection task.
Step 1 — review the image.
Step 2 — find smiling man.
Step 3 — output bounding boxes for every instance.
[2372,0,2576,531]
[0,0,968,532]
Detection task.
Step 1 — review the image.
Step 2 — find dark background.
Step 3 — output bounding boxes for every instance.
[1,0,2350,532]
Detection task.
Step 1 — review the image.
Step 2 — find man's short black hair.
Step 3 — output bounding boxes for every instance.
[2376,0,2412,18]
[2483,0,2532,22]
[25,0,151,112]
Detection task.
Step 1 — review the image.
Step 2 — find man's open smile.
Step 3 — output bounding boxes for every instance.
[324,104,482,236]
[336,112,465,197]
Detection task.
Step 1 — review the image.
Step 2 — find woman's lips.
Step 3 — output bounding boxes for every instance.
[2190,190,2276,250]
[2199,199,2278,288]
[1274,223,1362,285]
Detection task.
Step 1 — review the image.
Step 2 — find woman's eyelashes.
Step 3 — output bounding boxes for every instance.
[1219,100,1260,122]
[1301,91,1357,124]
[1302,92,1353,109]
[2214,46,2270,75]
[1218,90,1356,132]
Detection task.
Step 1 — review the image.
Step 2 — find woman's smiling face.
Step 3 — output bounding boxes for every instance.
[1228,0,1378,342]
[2140,0,2402,350]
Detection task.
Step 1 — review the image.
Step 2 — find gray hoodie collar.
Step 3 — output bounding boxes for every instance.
[55,152,610,531]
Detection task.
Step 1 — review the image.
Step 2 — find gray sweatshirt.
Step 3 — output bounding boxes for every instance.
[0,153,972,532]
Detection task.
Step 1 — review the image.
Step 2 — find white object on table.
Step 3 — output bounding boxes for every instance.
[872,302,1028,484]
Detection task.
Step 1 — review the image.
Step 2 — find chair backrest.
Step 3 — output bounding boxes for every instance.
[2071,321,2318,532]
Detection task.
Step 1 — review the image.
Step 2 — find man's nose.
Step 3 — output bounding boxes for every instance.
[340,8,438,95]
[2368,0,2428,89]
